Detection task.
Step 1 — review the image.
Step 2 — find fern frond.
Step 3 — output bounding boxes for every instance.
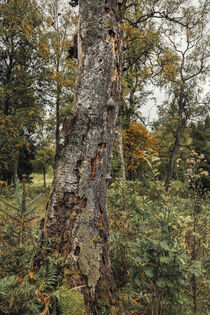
[45,257,58,290]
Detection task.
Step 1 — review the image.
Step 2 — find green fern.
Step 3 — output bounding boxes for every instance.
[46,257,59,290]
[39,257,59,292]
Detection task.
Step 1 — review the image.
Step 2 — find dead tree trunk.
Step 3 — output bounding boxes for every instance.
[34,0,122,313]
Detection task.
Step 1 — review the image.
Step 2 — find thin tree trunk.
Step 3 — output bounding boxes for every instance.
[20,178,26,246]
[165,91,185,191]
[43,166,46,187]
[12,148,19,185]
[117,124,126,182]
[55,81,61,162]
[165,121,182,190]
[34,1,122,313]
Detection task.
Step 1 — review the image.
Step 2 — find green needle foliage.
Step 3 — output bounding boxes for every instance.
[0,180,42,314]
[0,179,39,249]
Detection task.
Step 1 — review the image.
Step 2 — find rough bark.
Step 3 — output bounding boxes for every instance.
[34,0,122,313]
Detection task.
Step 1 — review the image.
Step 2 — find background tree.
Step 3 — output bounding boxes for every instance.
[0,0,44,184]
[190,115,210,192]
[153,1,209,189]
[122,123,158,180]
[119,0,206,128]
[33,145,54,187]
[38,0,77,161]
[120,15,159,128]
[114,0,208,184]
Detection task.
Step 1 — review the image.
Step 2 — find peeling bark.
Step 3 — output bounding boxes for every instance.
[34,0,122,313]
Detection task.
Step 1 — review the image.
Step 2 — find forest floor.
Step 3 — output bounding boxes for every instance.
[0,176,209,314]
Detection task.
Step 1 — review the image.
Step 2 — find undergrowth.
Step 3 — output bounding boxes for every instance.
[0,160,209,314]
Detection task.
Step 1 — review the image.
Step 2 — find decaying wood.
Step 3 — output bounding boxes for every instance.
[34,0,122,313]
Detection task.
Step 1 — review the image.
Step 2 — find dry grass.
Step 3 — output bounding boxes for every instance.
[31,172,53,187]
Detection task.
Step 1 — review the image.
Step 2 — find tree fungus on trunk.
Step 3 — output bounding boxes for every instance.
[34,0,123,313]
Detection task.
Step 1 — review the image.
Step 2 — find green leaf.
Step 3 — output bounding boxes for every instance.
[144,268,154,278]
[191,232,201,239]
[160,256,170,264]
[178,257,186,265]
[189,261,202,277]
[159,241,170,251]
[156,278,166,288]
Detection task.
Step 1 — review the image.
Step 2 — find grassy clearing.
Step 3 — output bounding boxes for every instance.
[28,187,50,226]
[0,171,54,229]
[31,169,53,188]
[27,170,53,224]
[26,170,54,224]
